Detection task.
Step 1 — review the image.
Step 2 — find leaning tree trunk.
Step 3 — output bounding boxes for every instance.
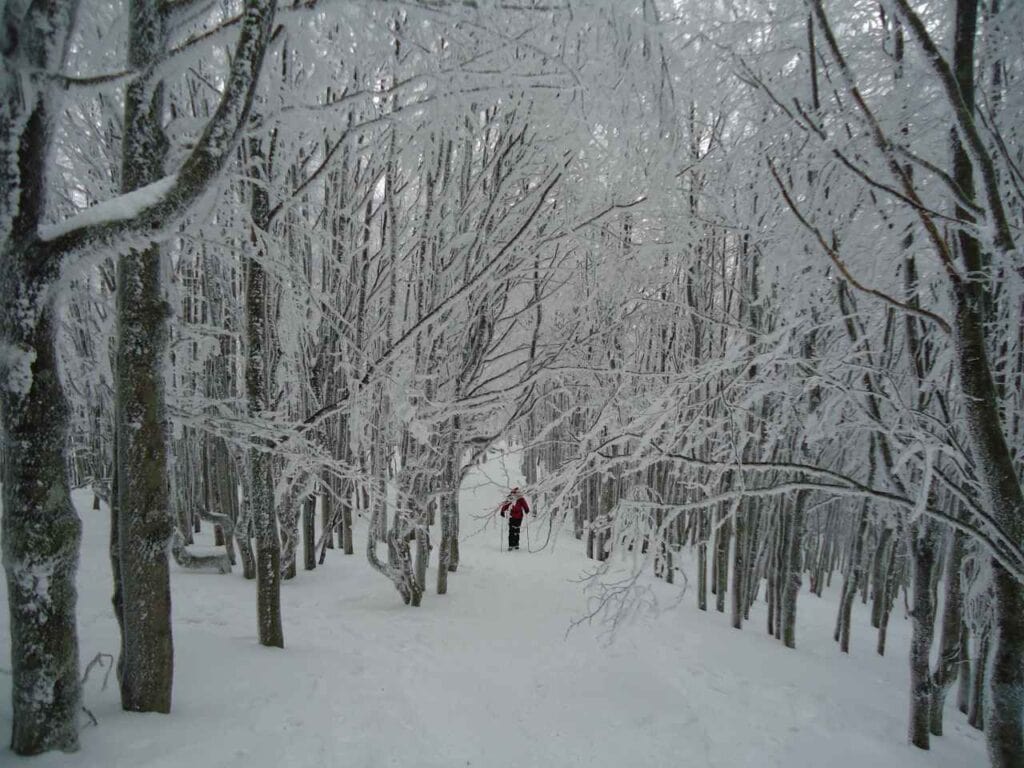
[946,124,1024,768]
[941,0,1024,760]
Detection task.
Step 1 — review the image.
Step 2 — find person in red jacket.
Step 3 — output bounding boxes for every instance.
[500,487,530,550]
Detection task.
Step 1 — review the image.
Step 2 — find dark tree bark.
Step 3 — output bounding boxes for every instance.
[938,0,1024,760]
[969,633,989,731]
[731,504,745,629]
[956,622,971,715]
[908,520,938,749]
[697,509,708,611]
[437,419,460,594]
[781,490,807,649]
[303,496,316,571]
[929,531,965,735]
[113,0,173,714]
[871,526,895,629]
[714,504,730,613]
[246,139,284,647]
[0,1,82,753]
[836,503,869,653]
[1,306,82,754]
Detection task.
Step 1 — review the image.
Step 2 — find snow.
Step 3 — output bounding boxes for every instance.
[38,175,178,242]
[0,454,985,767]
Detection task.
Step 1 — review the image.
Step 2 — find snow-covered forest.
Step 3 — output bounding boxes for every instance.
[0,0,1021,765]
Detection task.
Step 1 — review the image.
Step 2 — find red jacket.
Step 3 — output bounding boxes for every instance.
[501,496,530,520]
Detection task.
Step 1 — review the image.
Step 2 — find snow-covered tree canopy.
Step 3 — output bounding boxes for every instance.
[1,0,1022,764]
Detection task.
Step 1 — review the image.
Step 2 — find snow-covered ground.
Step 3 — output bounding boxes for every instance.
[1,454,985,767]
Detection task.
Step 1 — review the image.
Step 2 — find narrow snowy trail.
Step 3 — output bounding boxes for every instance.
[1,463,985,767]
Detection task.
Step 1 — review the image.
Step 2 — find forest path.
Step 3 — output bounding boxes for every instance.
[1,456,985,768]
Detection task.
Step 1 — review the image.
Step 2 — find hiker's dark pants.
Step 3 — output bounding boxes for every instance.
[508,517,522,549]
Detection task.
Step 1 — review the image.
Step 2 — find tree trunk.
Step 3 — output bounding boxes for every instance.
[437,426,459,595]
[438,421,458,593]
[781,490,806,648]
[714,505,730,613]
[235,496,257,581]
[969,633,988,731]
[929,531,965,735]
[985,563,1024,765]
[303,496,316,571]
[944,0,1024,759]
[280,487,298,580]
[956,622,971,715]
[731,504,745,629]
[341,487,354,555]
[697,509,708,611]
[908,520,938,750]
[871,526,894,628]
[0,17,83,752]
[1,307,82,754]
[836,503,869,653]
[250,448,283,646]
[877,526,903,656]
[113,0,174,712]
[113,232,175,711]
[321,484,335,550]
[246,137,283,648]
[414,500,430,596]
